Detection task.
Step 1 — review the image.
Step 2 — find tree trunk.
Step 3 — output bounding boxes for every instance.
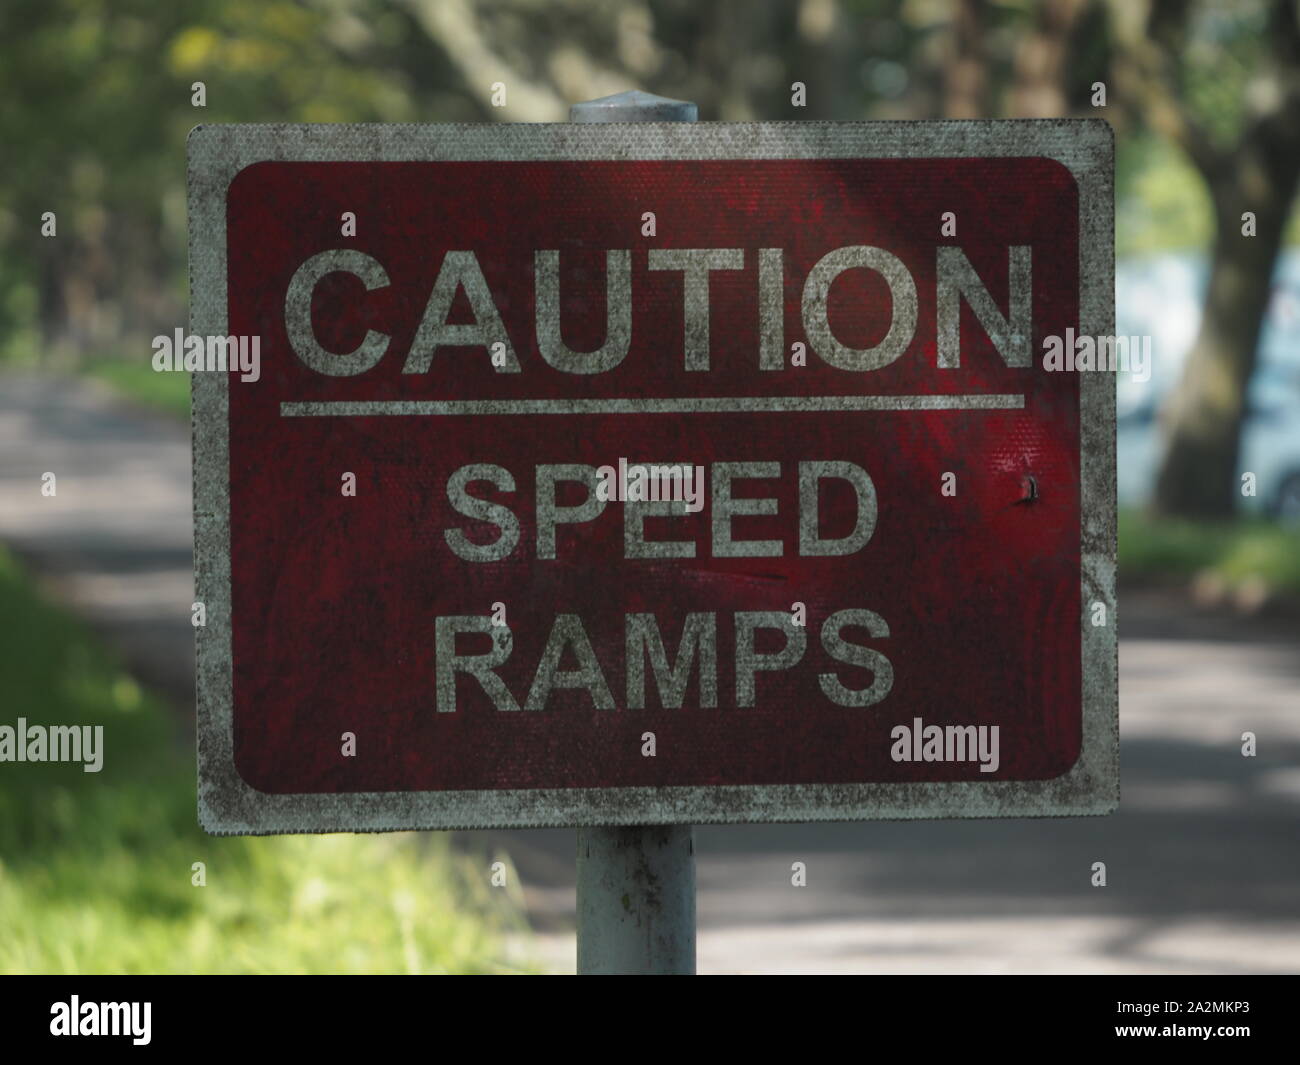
[1153,125,1300,517]
[1008,0,1085,118]
[943,0,990,119]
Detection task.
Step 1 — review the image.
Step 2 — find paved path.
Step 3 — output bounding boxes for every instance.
[0,374,196,702]
[3,371,1298,974]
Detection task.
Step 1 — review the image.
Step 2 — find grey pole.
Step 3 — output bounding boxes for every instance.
[577,824,696,974]
[572,89,697,976]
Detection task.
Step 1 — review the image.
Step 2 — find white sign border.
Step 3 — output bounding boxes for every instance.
[189,120,1117,834]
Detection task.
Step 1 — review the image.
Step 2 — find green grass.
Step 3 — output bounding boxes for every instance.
[85,360,191,420]
[0,545,531,974]
[1119,509,1300,597]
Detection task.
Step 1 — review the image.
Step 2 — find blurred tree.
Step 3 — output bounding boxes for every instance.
[393,0,893,122]
[1007,0,1090,117]
[931,0,1298,519]
[943,0,993,117]
[0,0,465,363]
[1111,0,1300,517]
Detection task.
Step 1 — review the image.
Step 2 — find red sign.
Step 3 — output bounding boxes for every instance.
[191,122,1116,832]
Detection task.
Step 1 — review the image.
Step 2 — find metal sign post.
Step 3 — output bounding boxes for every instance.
[571,91,698,977]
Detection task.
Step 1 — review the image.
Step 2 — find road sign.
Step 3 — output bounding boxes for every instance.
[189,120,1117,834]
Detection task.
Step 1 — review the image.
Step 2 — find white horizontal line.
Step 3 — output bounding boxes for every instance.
[280,395,1025,417]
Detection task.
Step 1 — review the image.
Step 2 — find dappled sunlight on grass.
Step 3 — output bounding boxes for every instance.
[0,546,531,974]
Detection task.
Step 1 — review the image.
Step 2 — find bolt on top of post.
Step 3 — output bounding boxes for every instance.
[570,90,698,123]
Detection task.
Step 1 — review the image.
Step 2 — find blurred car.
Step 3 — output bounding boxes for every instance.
[1115,250,1300,521]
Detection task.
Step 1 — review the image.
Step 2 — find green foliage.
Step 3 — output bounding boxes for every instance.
[1116,135,1214,255]
[0,545,530,974]
[1175,0,1271,152]
[85,360,191,419]
[0,0,446,359]
[1119,509,1300,596]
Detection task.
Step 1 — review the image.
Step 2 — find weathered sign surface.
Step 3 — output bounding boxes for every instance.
[189,121,1116,833]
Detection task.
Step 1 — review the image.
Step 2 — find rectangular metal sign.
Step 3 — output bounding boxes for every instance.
[189,120,1116,833]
